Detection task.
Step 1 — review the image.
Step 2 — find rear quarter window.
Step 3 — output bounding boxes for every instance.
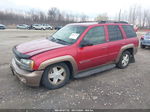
[122,25,137,38]
[108,25,123,41]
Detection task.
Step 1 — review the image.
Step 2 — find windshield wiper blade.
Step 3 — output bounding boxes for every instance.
[56,38,69,44]
[48,36,70,45]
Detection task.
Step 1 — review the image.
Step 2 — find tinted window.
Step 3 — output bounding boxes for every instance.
[122,25,137,38]
[83,26,106,45]
[108,25,123,41]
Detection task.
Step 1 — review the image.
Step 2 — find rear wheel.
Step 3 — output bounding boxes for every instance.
[116,51,131,69]
[42,63,70,90]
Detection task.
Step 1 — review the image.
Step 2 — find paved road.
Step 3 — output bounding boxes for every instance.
[0,29,150,109]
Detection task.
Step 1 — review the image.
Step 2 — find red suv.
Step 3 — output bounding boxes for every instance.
[10,21,139,89]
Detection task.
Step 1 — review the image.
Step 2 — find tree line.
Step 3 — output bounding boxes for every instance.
[0,7,89,26]
[95,5,150,29]
[115,5,150,28]
[0,6,150,28]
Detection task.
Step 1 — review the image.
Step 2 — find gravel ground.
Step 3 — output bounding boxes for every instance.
[0,29,150,109]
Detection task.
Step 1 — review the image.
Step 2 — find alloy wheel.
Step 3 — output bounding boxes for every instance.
[122,54,129,67]
[48,66,66,85]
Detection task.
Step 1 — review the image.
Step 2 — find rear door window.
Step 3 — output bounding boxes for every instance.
[108,25,123,41]
[122,25,137,38]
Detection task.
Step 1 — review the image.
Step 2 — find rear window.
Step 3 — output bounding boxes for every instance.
[122,25,137,38]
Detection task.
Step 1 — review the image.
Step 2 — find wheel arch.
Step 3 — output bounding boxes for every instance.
[38,55,78,76]
[115,44,137,63]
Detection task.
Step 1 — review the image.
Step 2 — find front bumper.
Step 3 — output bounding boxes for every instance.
[10,58,43,86]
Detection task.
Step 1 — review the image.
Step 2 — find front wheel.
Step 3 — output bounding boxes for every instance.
[116,51,131,69]
[42,63,70,90]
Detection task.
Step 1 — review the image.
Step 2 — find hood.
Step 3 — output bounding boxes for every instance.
[16,38,66,56]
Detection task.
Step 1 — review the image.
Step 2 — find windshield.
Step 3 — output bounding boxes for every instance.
[49,25,87,44]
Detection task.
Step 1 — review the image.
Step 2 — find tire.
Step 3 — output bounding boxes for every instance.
[140,44,145,49]
[42,63,70,90]
[116,51,131,69]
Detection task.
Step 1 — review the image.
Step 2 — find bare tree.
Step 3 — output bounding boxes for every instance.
[128,5,139,25]
[118,9,122,21]
[48,7,60,21]
[80,14,88,21]
[1,5,150,29]
[146,11,150,28]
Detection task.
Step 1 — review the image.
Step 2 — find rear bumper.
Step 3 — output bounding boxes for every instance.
[10,58,43,87]
[141,43,150,46]
[141,40,150,46]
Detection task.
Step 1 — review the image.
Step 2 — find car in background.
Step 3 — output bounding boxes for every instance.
[17,24,29,29]
[31,24,40,30]
[32,24,53,30]
[54,26,63,30]
[0,24,6,29]
[42,24,53,30]
[28,24,35,30]
[140,32,150,48]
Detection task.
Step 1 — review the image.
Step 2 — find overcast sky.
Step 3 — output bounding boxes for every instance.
[0,0,150,18]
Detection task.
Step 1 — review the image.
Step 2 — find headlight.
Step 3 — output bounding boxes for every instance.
[20,59,34,69]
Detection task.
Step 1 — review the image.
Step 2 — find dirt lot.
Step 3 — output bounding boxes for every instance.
[0,29,150,109]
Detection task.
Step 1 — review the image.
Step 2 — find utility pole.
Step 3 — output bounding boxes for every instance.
[118,9,121,21]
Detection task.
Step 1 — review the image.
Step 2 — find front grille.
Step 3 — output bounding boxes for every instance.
[14,57,22,68]
[12,46,33,71]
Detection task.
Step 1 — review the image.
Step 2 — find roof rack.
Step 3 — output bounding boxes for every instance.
[98,21,128,24]
[76,21,97,23]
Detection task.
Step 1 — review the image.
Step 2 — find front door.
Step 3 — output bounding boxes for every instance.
[77,26,109,71]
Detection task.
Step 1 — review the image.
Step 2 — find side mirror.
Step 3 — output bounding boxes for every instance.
[80,40,93,47]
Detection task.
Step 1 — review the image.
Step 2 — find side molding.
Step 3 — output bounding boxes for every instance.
[38,55,78,74]
[115,44,137,63]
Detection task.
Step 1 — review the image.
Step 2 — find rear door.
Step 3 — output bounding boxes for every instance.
[77,26,109,71]
[106,25,125,61]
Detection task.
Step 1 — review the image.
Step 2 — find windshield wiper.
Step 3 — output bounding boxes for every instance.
[48,36,57,42]
[49,36,70,45]
[55,38,70,45]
